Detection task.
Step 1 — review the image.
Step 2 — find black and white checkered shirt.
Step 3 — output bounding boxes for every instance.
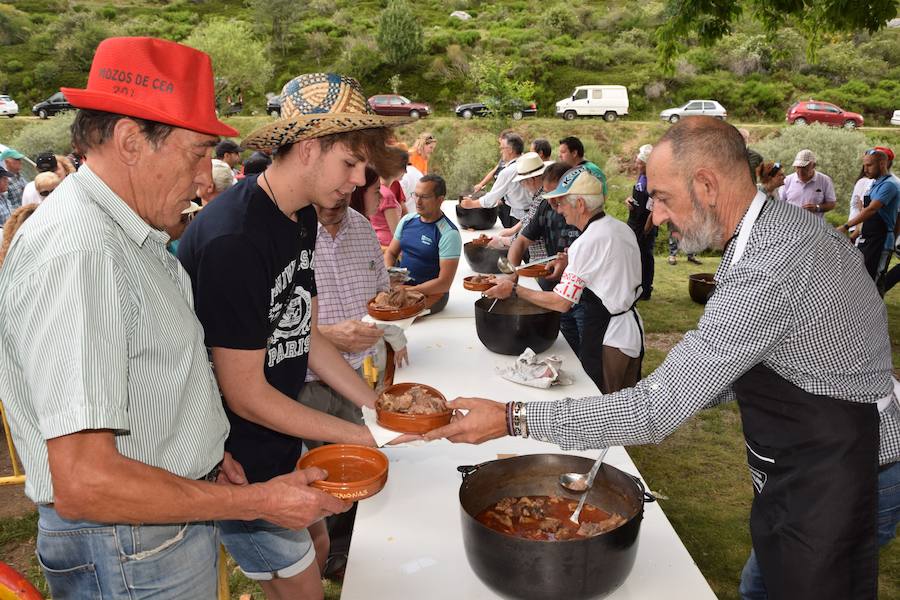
[529,198,900,465]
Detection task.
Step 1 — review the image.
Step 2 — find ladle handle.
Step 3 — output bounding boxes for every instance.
[584,447,610,488]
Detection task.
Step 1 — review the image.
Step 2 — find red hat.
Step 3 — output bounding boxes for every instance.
[874,146,894,162]
[61,37,238,137]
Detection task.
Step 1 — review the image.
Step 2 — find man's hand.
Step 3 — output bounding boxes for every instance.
[460,198,481,209]
[547,251,567,280]
[259,468,351,529]
[216,451,247,486]
[802,203,819,213]
[320,320,383,353]
[484,276,515,299]
[394,347,409,367]
[626,197,635,211]
[423,398,508,444]
[472,183,484,193]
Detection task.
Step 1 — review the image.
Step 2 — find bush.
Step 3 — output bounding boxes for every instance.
[751,123,871,215]
[442,132,499,198]
[9,112,75,157]
[541,5,580,35]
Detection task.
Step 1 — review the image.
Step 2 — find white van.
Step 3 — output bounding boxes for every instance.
[555,85,629,121]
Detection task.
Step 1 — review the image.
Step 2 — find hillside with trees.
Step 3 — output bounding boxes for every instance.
[1,0,898,123]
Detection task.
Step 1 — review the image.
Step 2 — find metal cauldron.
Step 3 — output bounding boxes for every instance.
[464,240,508,274]
[459,454,652,599]
[474,296,559,355]
[456,203,499,230]
[688,273,716,304]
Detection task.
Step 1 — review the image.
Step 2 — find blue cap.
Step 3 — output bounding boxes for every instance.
[543,161,607,199]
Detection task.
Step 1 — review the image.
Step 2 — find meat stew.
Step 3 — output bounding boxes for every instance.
[475,495,627,541]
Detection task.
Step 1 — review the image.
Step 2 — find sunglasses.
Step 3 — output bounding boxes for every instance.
[767,162,782,178]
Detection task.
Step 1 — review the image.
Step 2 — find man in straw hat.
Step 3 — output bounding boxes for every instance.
[0,38,348,599]
[429,117,900,600]
[178,72,411,598]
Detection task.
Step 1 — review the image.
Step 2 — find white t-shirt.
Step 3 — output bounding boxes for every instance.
[849,177,873,233]
[553,215,644,357]
[400,165,423,213]
[21,181,41,206]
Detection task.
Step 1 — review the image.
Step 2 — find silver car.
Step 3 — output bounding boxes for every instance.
[0,95,18,118]
[660,100,727,123]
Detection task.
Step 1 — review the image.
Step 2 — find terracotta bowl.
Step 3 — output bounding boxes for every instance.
[367,293,427,320]
[688,273,717,304]
[463,275,497,292]
[516,264,552,278]
[296,444,388,501]
[376,382,452,434]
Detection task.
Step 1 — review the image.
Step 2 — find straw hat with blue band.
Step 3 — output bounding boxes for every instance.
[241,73,417,151]
[543,162,608,199]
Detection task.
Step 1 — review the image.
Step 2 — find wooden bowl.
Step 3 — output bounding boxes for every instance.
[296,444,388,501]
[376,382,452,434]
[367,293,427,320]
[464,275,497,292]
[516,264,552,278]
[688,273,716,304]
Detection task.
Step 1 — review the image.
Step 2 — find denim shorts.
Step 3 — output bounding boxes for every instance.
[36,505,218,600]
[218,518,316,581]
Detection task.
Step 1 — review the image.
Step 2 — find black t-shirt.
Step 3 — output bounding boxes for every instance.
[520,199,580,255]
[178,175,317,483]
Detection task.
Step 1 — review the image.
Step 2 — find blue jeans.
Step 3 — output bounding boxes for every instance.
[739,460,900,600]
[36,505,218,600]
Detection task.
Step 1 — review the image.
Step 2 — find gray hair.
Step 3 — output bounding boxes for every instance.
[210,159,235,192]
[563,193,605,212]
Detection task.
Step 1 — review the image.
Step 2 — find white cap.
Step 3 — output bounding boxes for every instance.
[637,144,653,163]
[792,149,816,167]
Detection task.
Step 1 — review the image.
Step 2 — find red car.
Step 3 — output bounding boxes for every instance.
[786,100,863,129]
[367,94,430,119]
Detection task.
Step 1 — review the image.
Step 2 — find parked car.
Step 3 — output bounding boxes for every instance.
[891,110,900,126]
[267,95,282,117]
[786,100,863,129]
[367,95,430,118]
[32,92,73,119]
[0,95,18,118]
[555,85,629,121]
[660,100,727,123]
[454,99,537,120]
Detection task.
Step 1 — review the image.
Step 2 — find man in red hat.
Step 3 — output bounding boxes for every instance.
[0,37,347,600]
[177,72,411,599]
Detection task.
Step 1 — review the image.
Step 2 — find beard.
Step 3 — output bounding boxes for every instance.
[673,186,723,254]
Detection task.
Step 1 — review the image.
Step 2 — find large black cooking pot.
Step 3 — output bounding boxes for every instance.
[459,454,652,600]
[474,296,559,355]
[456,203,499,230]
[464,240,508,274]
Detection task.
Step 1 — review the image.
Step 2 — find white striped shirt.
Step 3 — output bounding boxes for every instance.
[0,165,229,504]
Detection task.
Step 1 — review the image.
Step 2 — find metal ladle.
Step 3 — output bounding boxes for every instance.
[497,255,557,275]
[560,447,610,523]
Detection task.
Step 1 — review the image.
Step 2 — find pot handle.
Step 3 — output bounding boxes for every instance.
[629,473,656,503]
[457,462,488,480]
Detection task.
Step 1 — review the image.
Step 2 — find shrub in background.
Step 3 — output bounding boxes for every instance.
[10,113,75,157]
[751,123,871,216]
[442,131,499,197]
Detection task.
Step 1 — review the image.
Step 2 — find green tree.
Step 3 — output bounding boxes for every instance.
[468,54,536,120]
[184,19,274,103]
[48,12,117,73]
[0,4,31,45]
[657,0,898,64]
[247,0,301,56]
[377,0,424,66]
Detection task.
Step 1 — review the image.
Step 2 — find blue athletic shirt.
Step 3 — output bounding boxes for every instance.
[869,174,900,250]
[394,211,461,285]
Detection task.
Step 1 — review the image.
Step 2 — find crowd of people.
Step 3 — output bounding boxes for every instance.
[0,35,898,600]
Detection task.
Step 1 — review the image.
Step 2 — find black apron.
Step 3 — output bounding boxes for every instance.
[733,364,879,600]
[575,213,644,393]
[726,192,879,599]
[857,191,889,280]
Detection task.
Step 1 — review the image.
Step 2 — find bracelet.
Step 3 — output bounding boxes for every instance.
[505,402,516,436]
[511,281,518,296]
[843,222,851,229]
[511,402,528,438]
